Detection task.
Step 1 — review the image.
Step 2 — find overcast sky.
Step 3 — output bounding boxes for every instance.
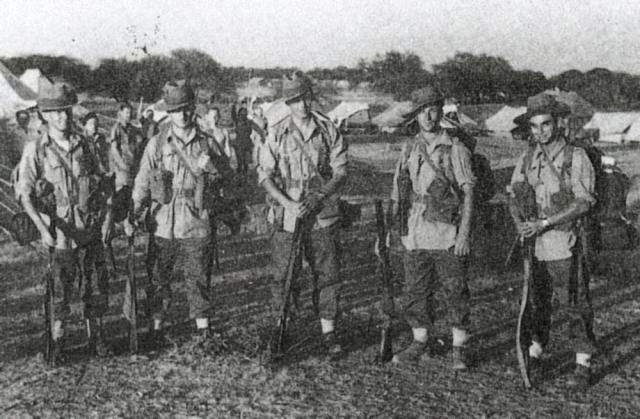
[0,0,638,76]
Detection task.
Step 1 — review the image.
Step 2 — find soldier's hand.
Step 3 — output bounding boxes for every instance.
[285,200,304,218]
[521,221,543,237]
[40,229,56,248]
[454,234,470,256]
[301,192,324,216]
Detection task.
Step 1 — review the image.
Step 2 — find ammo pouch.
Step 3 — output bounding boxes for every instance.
[417,177,460,224]
[150,168,174,204]
[194,173,221,213]
[11,212,40,246]
[545,189,575,231]
[338,199,361,229]
[511,181,537,220]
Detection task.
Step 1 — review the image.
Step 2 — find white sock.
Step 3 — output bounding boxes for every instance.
[196,318,209,330]
[412,328,428,343]
[452,328,469,347]
[529,341,543,359]
[320,318,334,334]
[576,353,591,368]
[53,320,64,340]
[153,319,163,331]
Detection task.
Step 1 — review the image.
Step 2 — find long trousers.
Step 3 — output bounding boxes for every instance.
[270,224,342,320]
[400,248,470,331]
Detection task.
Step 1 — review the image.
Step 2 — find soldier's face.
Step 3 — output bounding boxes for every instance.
[43,108,71,133]
[287,96,311,119]
[530,114,557,145]
[169,106,195,129]
[119,107,132,123]
[17,114,29,127]
[417,106,442,133]
[85,118,98,136]
[208,109,219,125]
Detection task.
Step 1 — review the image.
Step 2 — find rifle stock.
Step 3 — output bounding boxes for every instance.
[374,200,394,363]
[270,217,304,357]
[44,245,56,366]
[123,234,138,353]
[516,238,533,389]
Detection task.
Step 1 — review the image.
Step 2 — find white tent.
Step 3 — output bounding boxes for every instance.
[484,105,527,133]
[327,101,369,127]
[372,101,414,131]
[583,112,640,143]
[0,61,37,119]
[19,68,54,96]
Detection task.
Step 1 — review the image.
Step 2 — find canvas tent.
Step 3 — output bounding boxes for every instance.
[484,105,527,133]
[237,77,276,99]
[0,61,37,119]
[372,101,414,132]
[327,101,370,127]
[19,68,54,96]
[583,112,640,143]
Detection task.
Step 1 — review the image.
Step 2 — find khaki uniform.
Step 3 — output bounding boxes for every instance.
[133,126,231,320]
[391,130,476,330]
[17,133,109,319]
[510,138,596,353]
[258,112,347,320]
[86,132,110,174]
[109,122,146,190]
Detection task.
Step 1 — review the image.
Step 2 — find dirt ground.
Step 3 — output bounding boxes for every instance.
[1,137,640,418]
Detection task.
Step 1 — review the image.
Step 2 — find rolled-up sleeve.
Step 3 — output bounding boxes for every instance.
[132,136,158,203]
[451,142,476,188]
[571,147,596,205]
[16,141,39,203]
[257,131,279,184]
[328,125,348,178]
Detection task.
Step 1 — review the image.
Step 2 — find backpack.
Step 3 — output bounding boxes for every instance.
[448,128,497,204]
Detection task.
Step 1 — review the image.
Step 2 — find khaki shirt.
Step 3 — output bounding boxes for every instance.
[17,132,101,249]
[258,112,348,232]
[86,133,109,174]
[391,131,476,251]
[510,138,595,261]
[133,127,228,240]
[109,122,145,190]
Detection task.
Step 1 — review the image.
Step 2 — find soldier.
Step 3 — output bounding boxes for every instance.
[132,81,232,347]
[234,107,253,184]
[258,72,348,357]
[82,112,109,173]
[16,84,111,363]
[508,94,596,388]
[388,86,476,370]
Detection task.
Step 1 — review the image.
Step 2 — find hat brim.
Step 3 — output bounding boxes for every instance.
[157,101,191,113]
[38,103,74,112]
[402,101,444,122]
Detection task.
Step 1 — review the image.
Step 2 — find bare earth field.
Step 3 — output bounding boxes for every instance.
[1,135,640,418]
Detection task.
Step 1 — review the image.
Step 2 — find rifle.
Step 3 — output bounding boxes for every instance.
[397,167,412,237]
[577,219,596,342]
[44,244,56,367]
[374,200,395,363]
[270,217,304,357]
[122,230,138,353]
[510,182,537,389]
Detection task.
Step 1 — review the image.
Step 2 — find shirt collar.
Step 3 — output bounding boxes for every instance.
[170,126,198,146]
[42,131,83,152]
[417,130,452,153]
[533,136,567,161]
[288,114,319,142]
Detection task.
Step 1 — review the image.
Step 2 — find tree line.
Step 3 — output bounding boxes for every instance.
[3,49,640,109]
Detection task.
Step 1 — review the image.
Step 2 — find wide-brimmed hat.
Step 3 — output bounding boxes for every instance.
[515,93,571,124]
[158,80,195,112]
[37,83,77,112]
[402,86,445,120]
[282,72,314,103]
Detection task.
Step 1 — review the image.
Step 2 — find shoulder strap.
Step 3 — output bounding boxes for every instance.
[540,144,572,192]
[521,145,536,176]
[168,138,199,178]
[417,141,450,183]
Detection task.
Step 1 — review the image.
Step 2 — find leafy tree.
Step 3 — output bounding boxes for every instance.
[360,51,433,100]
[2,55,92,91]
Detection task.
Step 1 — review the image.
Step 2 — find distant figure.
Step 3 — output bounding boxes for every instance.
[234,107,253,183]
[140,108,159,140]
[82,112,109,174]
[250,105,268,165]
[205,107,233,160]
[9,110,37,165]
